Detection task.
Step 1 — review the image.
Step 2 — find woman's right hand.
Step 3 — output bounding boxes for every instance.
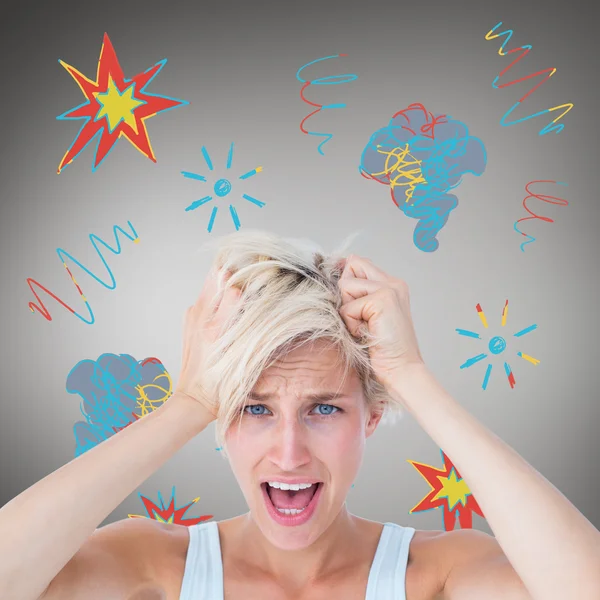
[173,266,243,419]
[0,264,242,600]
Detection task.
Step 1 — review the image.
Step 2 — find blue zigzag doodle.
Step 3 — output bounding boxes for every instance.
[26,221,139,324]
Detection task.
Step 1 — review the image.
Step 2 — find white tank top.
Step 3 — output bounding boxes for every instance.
[179,521,416,600]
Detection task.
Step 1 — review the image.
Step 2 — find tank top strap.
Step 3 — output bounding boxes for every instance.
[179,521,224,600]
[179,520,414,600]
[365,522,416,600]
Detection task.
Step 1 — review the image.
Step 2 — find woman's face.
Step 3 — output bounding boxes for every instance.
[224,339,382,550]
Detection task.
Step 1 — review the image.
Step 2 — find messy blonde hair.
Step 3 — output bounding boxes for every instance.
[199,230,402,457]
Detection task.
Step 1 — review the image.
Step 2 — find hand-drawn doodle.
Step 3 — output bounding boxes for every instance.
[408,449,484,531]
[360,103,487,252]
[514,180,569,251]
[57,33,188,173]
[128,487,213,526]
[66,354,172,456]
[26,221,139,324]
[485,22,573,135]
[456,300,539,390]
[181,142,265,233]
[296,54,358,155]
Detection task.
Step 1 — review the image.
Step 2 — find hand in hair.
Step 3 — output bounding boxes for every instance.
[338,254,424,394]
[174,266,243,417]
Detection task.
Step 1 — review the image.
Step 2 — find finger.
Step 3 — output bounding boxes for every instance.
[338,276,384,306]
[181,307,193,369]
[339,298,366,338]
[339,292,383,338]
[340,254,389,283]
[197,265,231,305]
[207,270,237,314]
[194,265,216,306]
[213,281,243,324]
[201,268,235,320]
[336,257,347,272]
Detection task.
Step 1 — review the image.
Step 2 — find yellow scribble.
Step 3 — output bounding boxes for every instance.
[370,144,427,203]
[135,370,173,417]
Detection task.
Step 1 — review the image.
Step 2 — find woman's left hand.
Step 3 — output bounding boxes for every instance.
[338,254,425,392]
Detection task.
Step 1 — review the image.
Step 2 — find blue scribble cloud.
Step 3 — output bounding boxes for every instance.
[360,103,487,252]
[66,353,172,456]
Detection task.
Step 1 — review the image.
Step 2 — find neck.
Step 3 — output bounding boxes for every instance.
[233,506,364,589]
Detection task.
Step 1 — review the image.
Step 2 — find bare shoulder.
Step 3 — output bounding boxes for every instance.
[42,517,190,600]
[406,527,506,600]
[405,529,448,600]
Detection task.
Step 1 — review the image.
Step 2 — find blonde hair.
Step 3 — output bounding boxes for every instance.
[199,230,402,457]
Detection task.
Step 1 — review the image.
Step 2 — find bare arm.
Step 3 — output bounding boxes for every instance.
[336,254,600,599]
[392,364,600,600]
[0,392,213,600]
[0,265,241,599]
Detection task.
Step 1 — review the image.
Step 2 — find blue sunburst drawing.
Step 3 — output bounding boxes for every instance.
[181,143,265,233]
[455,300,540,390]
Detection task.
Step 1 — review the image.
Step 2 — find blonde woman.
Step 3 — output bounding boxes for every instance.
[0,231,598,600]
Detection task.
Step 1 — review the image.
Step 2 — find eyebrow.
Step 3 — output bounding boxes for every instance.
[247,391,349,402]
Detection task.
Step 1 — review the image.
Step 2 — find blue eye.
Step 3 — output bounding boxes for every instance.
[313,404,339,416]
[245,404,271,416]
[243,403,340,418]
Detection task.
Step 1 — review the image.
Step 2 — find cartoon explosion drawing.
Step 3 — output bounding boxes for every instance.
[128,487,213,526]
[456,300,539,390]
[181,143,266,233]
[57,33,188,173]
[408,450,484,531]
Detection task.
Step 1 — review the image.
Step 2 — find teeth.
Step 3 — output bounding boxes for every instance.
[276,507,306,515]
[264,482,321,515]
[267,481,315,491]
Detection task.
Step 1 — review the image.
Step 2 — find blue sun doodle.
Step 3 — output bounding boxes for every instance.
[181,143,265,233]
[456,300,540,391]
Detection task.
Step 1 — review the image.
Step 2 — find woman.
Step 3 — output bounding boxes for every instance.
[0,231,598,600]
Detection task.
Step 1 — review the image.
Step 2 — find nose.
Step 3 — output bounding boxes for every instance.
[266,415,312,472]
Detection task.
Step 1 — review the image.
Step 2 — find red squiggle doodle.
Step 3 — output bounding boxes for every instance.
[26,221,139,324]
[141,357,163,367]
[390,103,448,140]
[296,54,358,155]
[514,180,569,251]
[485,22,573,135]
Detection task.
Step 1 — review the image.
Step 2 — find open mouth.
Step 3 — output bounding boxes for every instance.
[261,482,323,525]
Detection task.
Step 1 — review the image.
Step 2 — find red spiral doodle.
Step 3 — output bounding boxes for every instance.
[514,180,569,251]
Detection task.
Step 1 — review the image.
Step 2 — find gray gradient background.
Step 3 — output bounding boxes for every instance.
[1,0,598,535]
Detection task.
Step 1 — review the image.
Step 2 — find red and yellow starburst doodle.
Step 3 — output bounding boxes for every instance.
[128,488,213,526]
[408,450,484,530]
[57,33,188,173]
